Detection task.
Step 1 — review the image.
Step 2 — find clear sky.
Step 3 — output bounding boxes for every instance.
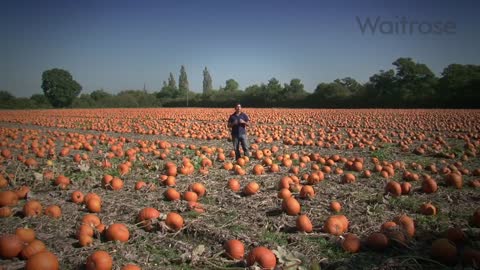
[1,0,479,97]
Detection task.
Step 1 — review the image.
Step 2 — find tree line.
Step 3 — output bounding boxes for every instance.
[1,57,479,109]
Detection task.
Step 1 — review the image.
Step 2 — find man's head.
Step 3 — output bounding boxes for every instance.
[234,103,242,113]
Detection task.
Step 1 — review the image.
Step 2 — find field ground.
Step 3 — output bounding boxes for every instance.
[0,108,479,270]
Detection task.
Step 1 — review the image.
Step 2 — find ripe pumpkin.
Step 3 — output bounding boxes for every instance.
[224,239,245,260]
[0,234,24,258]
[422,178,438,193]
[342,173,356,184]
[277,188,292,200]
[393,215,415,238]
[473,208,480,227]
[165,212,184,231]
[420,203,437,216]
[77,224,94,239]
[86,198,102,213]
[323,215,348,236]
[137,207,160,222]
[78,234,94,247]
[400,182,412,194]
[84,193,101,204]
[16,227,36,243]
[330,201,342,213]
[282,197,301,216]
[86,250,113,270]
[445,172,463,189]
[164,188,180,201]
[121,264,142,270]
[380,221,398,233]
[45,205,62,218]
[110,177,124,190]
[21,239,46,259]
[462,247,480,268]
[246,246,277,269]
[431,238,457,265]
[54,175,70,189]
[188,182,206,197]
[23,200,43,217]
[106,223,130,242]
[82,214,101,227]
[385,181,402,196]
[296,214,313,233]
[446,227,466,245]
[0,207,12,217]
[366,232,389,251]
[243,181,260,196]
[341,233,361,253]
[299,185,315,199]
[25,251,59,270]
[71,190,85,204]
[15,185,30,199]
[227,179,240,192]
[183,191,199,202]
[0,190,19,207]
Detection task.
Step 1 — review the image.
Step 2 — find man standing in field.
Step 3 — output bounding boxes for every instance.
[228,103,250,160]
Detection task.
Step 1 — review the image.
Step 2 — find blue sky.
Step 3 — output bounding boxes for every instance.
[1,0,479,97]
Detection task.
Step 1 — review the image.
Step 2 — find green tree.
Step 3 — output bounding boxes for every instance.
[264,78,283,106]
[224,79,239,92]
[72,94,95,108]
[178,65,189,95]
[90,89,112,101]
[314,82,349,99]
[438,64,480,107]
[41,68,82,107]
[168,73,177,89]
[30,94,51,108]
[333,77,363,95]
[365,69,397,106]
[0,90,15,108]
[203,67,213,94]
[392,57,437,104]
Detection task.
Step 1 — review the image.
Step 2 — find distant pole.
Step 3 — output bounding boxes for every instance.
[187,90,189,107]
[143,83,146,92]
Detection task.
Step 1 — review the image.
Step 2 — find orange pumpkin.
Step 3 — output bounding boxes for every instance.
[224,239,245,260]
[282,197,301,216]
[341,233,361,253]
[367,232,389,251]
[246,246,277,269]
[16,227,36,243]
[106,223,130,242]
[86,250,113,270]
[0,190,19,207]
[45,205,62,218]
[164,188,181,201]
[71,190,85,204]
[0,234,24,258]
[21,239,46,259]
[165,212,184,231]
[431,238,457,265]
[243,182,260,196]
[25,251,59,270]
[188,182,206,197]
[296,214,313,233]
[23,200,43,217]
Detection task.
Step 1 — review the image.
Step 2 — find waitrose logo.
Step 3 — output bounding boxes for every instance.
[356,16,456,35]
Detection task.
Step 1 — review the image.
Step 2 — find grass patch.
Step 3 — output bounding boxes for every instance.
[388,196,419,212]
[260,229,289,246]
[371,144,396,161]
[304,237,347,261]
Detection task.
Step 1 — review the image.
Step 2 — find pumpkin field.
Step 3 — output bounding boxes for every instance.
[0,108,479,270]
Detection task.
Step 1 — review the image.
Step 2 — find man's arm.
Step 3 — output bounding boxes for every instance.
[239,114,249,126]
[227,116,236,128]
